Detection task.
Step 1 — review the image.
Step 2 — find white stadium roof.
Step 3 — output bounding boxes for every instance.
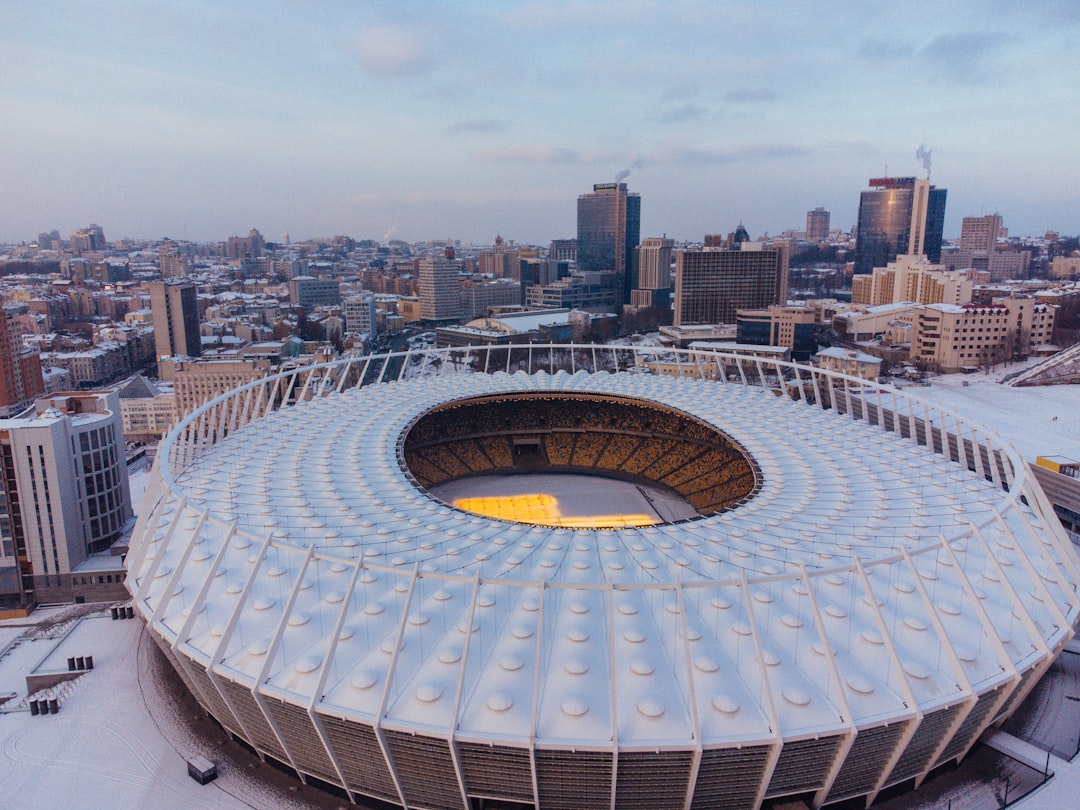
[126,345,1080,809]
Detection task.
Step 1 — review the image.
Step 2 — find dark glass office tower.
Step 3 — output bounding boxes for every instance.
[577,182,641,306]
[853,177,946,274]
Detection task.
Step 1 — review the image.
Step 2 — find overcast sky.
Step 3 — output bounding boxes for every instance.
[2,1,1077,246]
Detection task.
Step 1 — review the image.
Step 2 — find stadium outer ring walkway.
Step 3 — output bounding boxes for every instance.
[126,344,1080,810]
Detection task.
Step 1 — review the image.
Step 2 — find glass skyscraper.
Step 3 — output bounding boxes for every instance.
[853,177,946,274]
[577,182,641,306]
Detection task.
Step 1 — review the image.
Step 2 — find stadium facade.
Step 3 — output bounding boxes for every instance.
[127,345,1080,810]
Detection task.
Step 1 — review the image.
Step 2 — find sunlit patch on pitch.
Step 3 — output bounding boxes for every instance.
[451,492,658,528]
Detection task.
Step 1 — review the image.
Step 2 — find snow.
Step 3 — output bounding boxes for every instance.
[901,360,1080,463]
[0,607,339,810]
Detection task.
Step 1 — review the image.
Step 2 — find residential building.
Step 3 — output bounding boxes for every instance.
[0,389,132,608]
[959,214,1003,252]
[478,236,521,280]
[577,182,641,305]
[0,312,44,418]
[816,347,883,380]
[673,245,789,326]
[853,176,946,274]
[418,256,462,322]
[1050,256,1080,280]
[343,293,378,337]
[289,276,342,311]
[149,281,201,380]
[806,207,831,240]
[70,224,106,253]
[851,255,975,307]
[631,236,674,309]
[225,228,265,259]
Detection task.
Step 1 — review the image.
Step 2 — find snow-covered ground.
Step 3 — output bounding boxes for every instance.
[0,607,343,810]
[902,359,1080,464]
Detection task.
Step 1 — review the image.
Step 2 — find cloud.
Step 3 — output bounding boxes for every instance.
[479,145,581,163]
[353,24,434,78]
[662,81,701,102]
[445,119,509,134]
[504,0,658,29]
[658,102,708,123]
[920,32,1009,85]
[857,37,916,61]
[649,142,808,166]
[722,87,778,104]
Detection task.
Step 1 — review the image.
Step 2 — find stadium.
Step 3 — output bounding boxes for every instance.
[126,344,1080,810]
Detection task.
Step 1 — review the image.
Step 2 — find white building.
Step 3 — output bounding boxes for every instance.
[0,390,132,607]
[343,292,378,337]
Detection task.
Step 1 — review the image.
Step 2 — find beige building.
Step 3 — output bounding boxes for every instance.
[1050,256,1080,280]
[912,299,1055,372]
[833,303,917,343]
[173,357,272,418]
[851,255,975,307]
[117,375,176,441]
[418,257,462,322]
[816,346,883,380]
[397,297,423,323]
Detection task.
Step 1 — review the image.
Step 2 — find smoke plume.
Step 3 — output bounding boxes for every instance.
[915,143,932,177]
[615,169,631,183]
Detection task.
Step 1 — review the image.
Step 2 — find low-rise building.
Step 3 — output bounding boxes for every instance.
[912,299,1055,372]
[735,305,816,361]
[816,346,883,381]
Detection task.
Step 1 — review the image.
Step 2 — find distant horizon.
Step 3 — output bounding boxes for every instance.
[7,202,1063,251]
[3,2,1078,245]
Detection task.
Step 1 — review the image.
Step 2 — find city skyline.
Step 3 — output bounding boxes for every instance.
[2,1,1079,245]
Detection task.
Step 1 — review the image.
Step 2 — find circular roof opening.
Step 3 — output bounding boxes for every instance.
[402,391,758,527]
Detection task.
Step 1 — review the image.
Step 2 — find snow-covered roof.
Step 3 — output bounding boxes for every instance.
[817,346,882,364]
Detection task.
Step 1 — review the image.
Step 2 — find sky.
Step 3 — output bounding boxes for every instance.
[1,0,1078,246]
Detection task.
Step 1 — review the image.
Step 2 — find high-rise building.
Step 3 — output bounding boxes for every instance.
[806,207,831,240]
[158,241,188,278]
[70,224,106,252]
[0,389,132,607]
[0,312,44,418]
[150,281,201,380]
[674,245,789,326]
[630,237,674,309]
[478,236,521,280]
[343,293,379,336]
[577,182,641,305]
[959,214,1002,252]
[418,256,462,322]
[851,254,976,307]
[635,237,674,291]
[853,177,946,274]
[225,228,266,259]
